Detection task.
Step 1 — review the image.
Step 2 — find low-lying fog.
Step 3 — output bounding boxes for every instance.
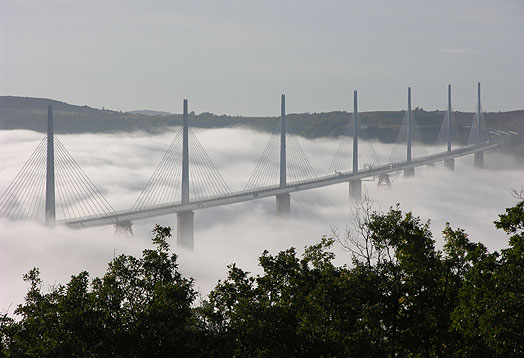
[1,127,522,312]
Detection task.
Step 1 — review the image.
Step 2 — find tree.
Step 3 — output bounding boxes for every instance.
[452,199,524,357]
[3,201,524,357]
[1,225,198,358]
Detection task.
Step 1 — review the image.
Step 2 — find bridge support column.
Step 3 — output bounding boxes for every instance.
[406,87,412,165]
[445,159,455,170]
[349,91,361,200]
[114,221,134,237]
[349,179,362,200]
[447,84,452,154]
[403,167,415,177]
[177,99,194,249]
[275,95,290,217]
[402,88,415,178]
[474,151,484,168]
[276,193,290,217]
[473,83,484,169]
[45,105,56,227]
[177,211,194,249]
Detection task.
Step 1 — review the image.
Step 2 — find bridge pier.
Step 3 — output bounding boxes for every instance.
[474,151,484,168]
[114,221,134,237]
[276,193,290,217]
[349,179,362,200]
[445,159,455,170]
[177,211,194,249]
[403,167,415,177]
[377,174,391,188]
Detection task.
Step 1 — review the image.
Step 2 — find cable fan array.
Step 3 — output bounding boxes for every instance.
[328,114,381,174]
[434,108,465,153]
[244,134,317,191]
[0,138,47,221]
[389,111,427,163]
[133,127,231,209]
[0,93,493,226]
[0,136,115,222]
[467,106,488,145]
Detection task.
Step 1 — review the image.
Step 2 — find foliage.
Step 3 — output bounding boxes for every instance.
[2,202,524,357]
[1,225,197,357]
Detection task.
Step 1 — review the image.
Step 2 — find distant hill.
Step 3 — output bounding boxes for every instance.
[127,110,174,116]
[1,96,522,151]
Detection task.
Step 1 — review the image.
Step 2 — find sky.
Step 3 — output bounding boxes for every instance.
[1,127,523,312]
[1,0,524,116]
[0,0,523,314]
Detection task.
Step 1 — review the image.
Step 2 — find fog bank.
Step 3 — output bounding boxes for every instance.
[1,128,522,312]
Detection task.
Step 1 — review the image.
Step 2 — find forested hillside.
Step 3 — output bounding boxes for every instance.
[1,96,522,143]
[1,199,523,357]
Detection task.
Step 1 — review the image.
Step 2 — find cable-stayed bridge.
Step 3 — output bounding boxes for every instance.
[0,83,513,248]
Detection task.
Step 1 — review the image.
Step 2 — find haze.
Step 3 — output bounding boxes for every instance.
[1,128,522,312]
[1,0,524,115]
[1,0,523,326]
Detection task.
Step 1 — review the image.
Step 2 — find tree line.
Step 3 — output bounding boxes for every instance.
[1,196,523,357]
[3,96,523,143]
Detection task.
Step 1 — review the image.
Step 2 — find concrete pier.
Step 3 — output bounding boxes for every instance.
[403,167,415,177]
[349,180,362,199]
[474,151,484,168]
[445,159,455,170]
[177,211,194,249]
[276,193,290,217]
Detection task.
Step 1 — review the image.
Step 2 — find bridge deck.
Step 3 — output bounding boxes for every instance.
[62,141,499,229]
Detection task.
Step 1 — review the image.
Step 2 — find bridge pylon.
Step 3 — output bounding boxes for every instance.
[177,99,195,249]
[276,94,291,217]
[349,90,362,199]
[403,87,415,177]
[444,84,455,170]
[473,82,484,168]
[45,105,56,226]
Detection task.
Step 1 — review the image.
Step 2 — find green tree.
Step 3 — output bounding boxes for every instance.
[203,237,363,357]
[1,225,198,358]
[3,200,524,357]
[452,199,524,357]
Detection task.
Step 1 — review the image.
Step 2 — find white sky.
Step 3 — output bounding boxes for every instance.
[1,0,523,116]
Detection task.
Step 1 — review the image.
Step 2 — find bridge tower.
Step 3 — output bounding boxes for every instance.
[349,90,362,199]
[445,84,455,170]
[403,87,415,177]
[473,82,484,168]
[177,99,195,249]
[45,105,56,226]
[276,94,291,216]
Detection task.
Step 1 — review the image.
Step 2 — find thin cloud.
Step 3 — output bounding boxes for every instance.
[439,48,478,53]
[0,128,522,314]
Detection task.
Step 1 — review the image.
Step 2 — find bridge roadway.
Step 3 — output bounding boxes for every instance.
[61,140,499,229]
